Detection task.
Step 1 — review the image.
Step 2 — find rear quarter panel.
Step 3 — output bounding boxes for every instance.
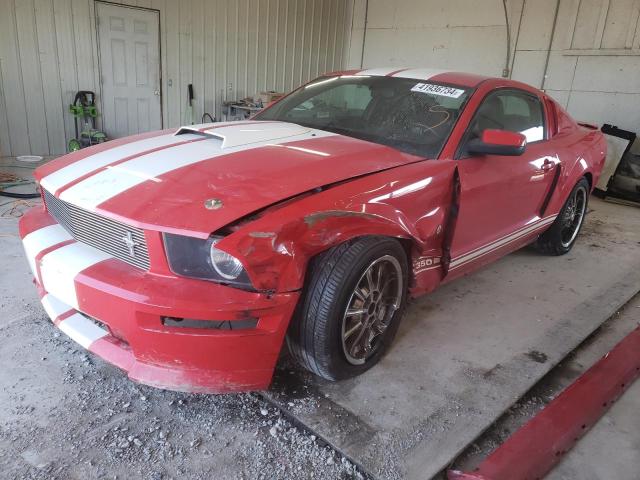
[545,101,606,215]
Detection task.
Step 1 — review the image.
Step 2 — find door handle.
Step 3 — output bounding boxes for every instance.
[153,90,160,96]
[542,159,555,172]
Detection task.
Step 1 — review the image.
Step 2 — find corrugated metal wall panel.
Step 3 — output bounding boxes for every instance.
[53,0,80,152]
[0,60,11,157]
[35,0,67,155]
[0,0,352,157]
[0,0,31,156]
[15,0,50,155]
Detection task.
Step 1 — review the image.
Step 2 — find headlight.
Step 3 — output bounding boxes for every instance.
[210,238,244,280]
[163,233,252,288]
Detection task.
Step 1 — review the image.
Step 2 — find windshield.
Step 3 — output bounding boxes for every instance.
[254,75,472,158]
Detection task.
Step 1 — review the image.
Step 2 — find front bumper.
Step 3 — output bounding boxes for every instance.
[19,207,299,393]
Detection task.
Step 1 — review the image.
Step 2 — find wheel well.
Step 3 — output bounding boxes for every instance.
[583,172,593,189]
[395,237,420,287]
[396,237,414,264]
[307,235,413,278]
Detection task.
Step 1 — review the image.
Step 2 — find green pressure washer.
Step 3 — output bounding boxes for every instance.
[68,91,107,152]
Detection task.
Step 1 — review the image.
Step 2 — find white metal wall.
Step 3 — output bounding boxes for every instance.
[0,0,353,157]
[511,0,640,132]
[347,0,640,132]
[346,0,514,76]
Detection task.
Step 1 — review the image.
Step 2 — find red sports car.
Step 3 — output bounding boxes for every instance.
[20,68,606,393]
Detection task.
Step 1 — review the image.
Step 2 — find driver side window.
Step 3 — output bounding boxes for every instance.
[467,90,545,146]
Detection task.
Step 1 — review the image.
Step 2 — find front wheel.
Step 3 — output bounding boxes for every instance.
[534,177,589,255]
[287,236,408,381]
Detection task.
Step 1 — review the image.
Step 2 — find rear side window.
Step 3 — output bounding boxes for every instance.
[468,89,545,143]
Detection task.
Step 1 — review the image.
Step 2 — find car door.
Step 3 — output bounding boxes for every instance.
[447,88,560,276]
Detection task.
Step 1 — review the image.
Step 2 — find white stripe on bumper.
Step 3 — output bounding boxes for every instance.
[39,242,112,309]
[58,313,108,349]
[41,293,73,321]
[22,224,73,275]
[40,294,108,349]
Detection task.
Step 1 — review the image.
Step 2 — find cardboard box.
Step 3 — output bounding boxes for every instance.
[258,91,285,104]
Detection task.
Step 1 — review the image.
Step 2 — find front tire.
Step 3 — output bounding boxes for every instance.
[534,177,589,255]
[287,236,408,381]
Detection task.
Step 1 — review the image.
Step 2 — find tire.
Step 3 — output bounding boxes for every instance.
[534,177,590,256]
[287,236,409,381]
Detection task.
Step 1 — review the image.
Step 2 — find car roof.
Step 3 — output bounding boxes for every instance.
[325,67,495,89]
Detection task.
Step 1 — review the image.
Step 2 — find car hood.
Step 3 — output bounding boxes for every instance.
[37,121,423,237]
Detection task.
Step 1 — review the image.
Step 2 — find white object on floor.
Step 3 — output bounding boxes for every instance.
[17,155,43,162]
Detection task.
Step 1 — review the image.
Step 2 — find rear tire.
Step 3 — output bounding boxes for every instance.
[534,177,589,255]
[287,236,408,381]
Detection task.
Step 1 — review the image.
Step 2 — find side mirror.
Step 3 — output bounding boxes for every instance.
[467,129,527,156]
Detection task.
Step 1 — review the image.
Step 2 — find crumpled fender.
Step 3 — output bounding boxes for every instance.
[218,161,457,292]
[234,207,418,292]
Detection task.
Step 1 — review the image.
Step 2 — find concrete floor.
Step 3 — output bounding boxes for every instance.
[452,293,640,479]
[265,198,640,479]
[2,158,640,479]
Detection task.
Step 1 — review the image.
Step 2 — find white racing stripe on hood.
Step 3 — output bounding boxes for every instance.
[178,120,256,131]
[202,122,312,149]
[40,133,190,194]
[59,126,336,210]
[391,68,447,80]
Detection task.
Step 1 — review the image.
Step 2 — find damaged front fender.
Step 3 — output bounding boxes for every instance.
[235,208,417,292]
[218,160,458,293]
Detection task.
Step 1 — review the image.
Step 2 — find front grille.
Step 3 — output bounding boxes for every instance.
[43,189,150,270]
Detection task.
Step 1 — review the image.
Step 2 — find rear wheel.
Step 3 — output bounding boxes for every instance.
[534,177,589,255]
[287,236,408,381]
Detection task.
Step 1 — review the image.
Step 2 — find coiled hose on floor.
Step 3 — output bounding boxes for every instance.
[0,171,40,199]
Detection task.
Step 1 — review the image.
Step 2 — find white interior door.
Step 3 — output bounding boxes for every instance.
[96,2,161,138]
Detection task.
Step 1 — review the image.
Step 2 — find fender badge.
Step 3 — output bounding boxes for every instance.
[204,198,223,210]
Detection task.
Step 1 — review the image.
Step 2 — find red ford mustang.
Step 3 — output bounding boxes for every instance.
[20,68,606,393]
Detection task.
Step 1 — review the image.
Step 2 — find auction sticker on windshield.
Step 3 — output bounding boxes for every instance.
[411,83,465,98]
